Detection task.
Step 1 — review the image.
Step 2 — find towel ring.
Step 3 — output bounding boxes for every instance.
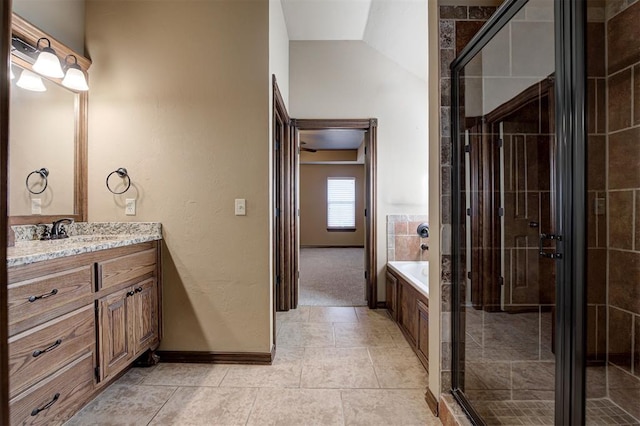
[26,168,49,194]
[106,167,131,194]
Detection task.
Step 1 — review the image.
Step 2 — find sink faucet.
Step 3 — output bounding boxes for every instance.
[51,218,74,239]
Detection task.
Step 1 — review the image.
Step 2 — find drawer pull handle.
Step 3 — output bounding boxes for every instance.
[32,339,62,357]
[126,290,135,297]
[28,288,58,303]
[31,392,60,416]
[135,286,143,293]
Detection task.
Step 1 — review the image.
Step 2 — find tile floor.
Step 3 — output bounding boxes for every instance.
[65,306,439,426]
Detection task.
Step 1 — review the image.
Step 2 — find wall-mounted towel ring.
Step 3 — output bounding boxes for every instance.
[106,167,131,194]
[26,168,49,194]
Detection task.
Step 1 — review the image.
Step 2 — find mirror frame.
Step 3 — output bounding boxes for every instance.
[8,13,90,240]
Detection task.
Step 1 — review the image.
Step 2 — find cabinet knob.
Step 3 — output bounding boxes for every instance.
[126,290,135,297]
[135,286,143,293]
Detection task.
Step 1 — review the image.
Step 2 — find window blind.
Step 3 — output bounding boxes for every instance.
[327,177,356,228]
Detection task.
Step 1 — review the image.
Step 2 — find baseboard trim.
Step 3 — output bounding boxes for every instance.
[425,388,439,417]
[157,348,274,365]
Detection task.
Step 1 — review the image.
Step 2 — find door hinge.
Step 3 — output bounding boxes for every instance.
[467,271,472,280]
[275,207,280,217]
[297,208,300,217]
[497,138,503,148]
[466,208,471,216]
[364,146,367,155]
[464,144,471,153]
[539,233,563,259]
[276,275,281,286]
[498,276,504,286]
[498,207,504,217]
[364,271,368,280]
[364,208,367,217]
[275,141,280,150]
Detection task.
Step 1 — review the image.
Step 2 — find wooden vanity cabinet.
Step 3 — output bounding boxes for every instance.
[386,267,429,371]
[7,241,162,426]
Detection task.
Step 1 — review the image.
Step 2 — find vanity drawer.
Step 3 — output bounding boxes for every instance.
[8,266,94,335]
[9,305,95,398]
[10,351,94,426]
[99,248,156,290]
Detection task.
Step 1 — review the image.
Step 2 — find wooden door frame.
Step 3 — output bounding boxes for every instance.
[272,76,297,315]
[292,118,378,309]
[1,0,10,422]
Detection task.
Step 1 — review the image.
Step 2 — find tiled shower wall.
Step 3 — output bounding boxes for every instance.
[438,4,497,394]
[386,215,429,261]
[603,0,640,419]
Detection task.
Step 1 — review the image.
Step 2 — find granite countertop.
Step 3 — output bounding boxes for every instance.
[8,222,162,268]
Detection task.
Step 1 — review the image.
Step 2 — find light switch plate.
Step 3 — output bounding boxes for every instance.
[235,198,246,216]
[31,198,41,215]
[125,198,136,216]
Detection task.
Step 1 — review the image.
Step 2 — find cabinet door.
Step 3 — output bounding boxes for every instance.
[132,279,159,355]
[416,299,429,371]
[98,287,134,381]
[399,282,417,345]
[385,271,398,321]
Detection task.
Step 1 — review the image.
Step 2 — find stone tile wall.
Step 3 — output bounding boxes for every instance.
[604,0,640,419]
[386,215,429,262]
[438,3,497,395]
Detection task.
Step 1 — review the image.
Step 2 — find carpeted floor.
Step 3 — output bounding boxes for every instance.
[299,248,367,306]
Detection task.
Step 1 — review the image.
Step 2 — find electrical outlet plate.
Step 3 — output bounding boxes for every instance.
[235,198,246,216]
[31,198,41,215]
[125,198,136,216]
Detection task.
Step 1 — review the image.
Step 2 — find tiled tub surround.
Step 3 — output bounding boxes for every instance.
[387,215,429,262]
[8,222,162,267]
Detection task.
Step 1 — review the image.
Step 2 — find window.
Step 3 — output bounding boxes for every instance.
[327,177,356,229]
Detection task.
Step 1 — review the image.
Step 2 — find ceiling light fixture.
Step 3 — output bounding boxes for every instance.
[32,37,64,78]
[62,55,89,91]
[16,69,46,92]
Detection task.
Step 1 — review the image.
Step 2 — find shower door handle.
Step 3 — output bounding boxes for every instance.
[539,233,562,259]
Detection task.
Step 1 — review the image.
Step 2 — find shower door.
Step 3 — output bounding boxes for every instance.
[450,0,596,424]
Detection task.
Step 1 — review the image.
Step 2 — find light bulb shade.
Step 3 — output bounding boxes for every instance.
[62,66,89,91]
[33,49,64,78]
[16,69,46,92]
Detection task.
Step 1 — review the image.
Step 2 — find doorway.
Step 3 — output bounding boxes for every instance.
[272,77,378,317]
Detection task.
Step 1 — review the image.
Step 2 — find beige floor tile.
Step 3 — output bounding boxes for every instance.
[301,348,378,388]
[246,388,344,426]
[140,363,229,387]
[149,387,258,425]
[309,306,358,323]
[277,322,335,348]
[220,348,304,388]
[373,363,429,389]
[276,306,310,323]
[113,365,157,386]
[355,307,393,323]
[341,389,438,426]
[367,346,420,365]
[65,384,176,426]
[334,322,397,348]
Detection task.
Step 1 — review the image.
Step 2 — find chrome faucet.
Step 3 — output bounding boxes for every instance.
[51,218,74,239]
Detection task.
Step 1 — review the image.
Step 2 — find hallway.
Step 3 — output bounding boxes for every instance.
[65,307,438,425]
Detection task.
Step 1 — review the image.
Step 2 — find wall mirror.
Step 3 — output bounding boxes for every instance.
[8,13,90,234]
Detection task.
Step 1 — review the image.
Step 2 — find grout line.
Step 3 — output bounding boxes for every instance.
[145,385,179,426]
[243,387,260,426]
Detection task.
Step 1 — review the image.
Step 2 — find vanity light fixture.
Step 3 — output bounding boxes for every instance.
[16,69,46,92]
[61,55,88,91]
[32,37,64,78]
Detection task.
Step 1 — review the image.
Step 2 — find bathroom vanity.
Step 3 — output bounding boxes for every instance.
[386,263,429,372]
[7,224,162,425]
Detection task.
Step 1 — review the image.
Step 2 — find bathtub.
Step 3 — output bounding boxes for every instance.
[386,261,429,298]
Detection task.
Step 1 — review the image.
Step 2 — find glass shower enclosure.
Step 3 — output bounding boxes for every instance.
[450,0,640,424]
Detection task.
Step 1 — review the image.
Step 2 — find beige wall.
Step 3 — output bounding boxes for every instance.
[290,41,429,299]
[12,0,85,54]
[85,0,272,353]
[300,164,364,247]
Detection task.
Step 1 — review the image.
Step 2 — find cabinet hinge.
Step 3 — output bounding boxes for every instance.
[364,146,367,155]
[95,366,100,380]
[364,270,368,280]
[364,208,367,217]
